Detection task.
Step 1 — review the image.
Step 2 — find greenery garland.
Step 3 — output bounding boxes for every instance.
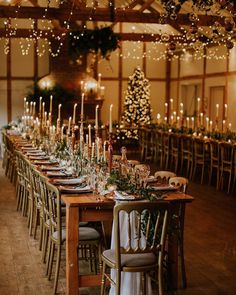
[69,26,120,61]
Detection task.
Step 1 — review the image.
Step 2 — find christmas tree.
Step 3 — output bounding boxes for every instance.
[119,66,152,140]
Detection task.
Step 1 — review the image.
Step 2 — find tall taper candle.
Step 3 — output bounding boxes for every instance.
[81,93,84,118]
[95,105,99,130]
[88,124,91,147]
[58,104,62,121]
[224,103,228,119]
[50,95,53,115]
[73,103,77,124]
[109,104,113,133]
[33,102,36,117]
[67,117,71,135]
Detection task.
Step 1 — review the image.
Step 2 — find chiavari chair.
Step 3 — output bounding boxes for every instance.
[154,171,176,184]
[169,133,180,174]
[180,135,193,178]
[100,201,170,295]
[208,139,220,188]
[162,132,170,170]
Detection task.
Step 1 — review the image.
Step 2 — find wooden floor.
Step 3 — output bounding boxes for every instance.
[0,160,236,295]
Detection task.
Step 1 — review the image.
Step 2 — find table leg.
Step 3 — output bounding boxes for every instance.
[66,205,79,295]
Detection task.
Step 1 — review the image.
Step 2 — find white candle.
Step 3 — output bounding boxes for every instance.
[61,125,65,140]
[48,113,51,126]
[42,102,45,119]
[222,120,226,132]
[98,73,101,89]
[73,103,77,124]
[100,86,105,96]
[229,123,232,131]
[97,137,100,161]
[86,134,89,145]
[210,120,213,132]
[30,101,33,115]
[216,104,219,119]
[173,111,176,122]
[81,93,84,118]
[186,117,190,129]
[56,118,60,134]
[206,117,209,131]
[58,104,62,121]
[91,142,95,158]
[95,105,99,130]
[33,102,36,117]
[88,124,92,147]
[224,103,228,119]
[164,116,167,124]
[67,117,71,135]
[197,97,201,113]
[109,104,113,133]
[165,103,168,116]
[200,112,203,126]
[23,97,26,114]
[157,113,161,124]
[50,95,53,115]
[191,117,194,129]
[170,115,174,125]
[44,112,47,126]
[103,142,106,162]
[170,98,173,113]
[177,116,180,128]
[39,97,42,116]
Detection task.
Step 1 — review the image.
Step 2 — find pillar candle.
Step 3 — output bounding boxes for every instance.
[72,103,77,124]
[58,104,62,121]
[95,105,99,130]
[109,104,113,133]
[88,124,91,147]
[50,95,53,115]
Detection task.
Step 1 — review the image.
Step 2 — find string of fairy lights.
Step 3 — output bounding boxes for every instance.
[0,0,236,61]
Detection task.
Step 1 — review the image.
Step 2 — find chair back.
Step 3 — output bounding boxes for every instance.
[219,142,234,168]
[113,201,169,267]
[169,176,188,193]
[209,140,219,163]
[154,171,176,184]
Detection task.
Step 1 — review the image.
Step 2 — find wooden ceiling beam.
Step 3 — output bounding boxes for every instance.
[0,6,228,26]
[139,0,155,13]
[0,28,178,42]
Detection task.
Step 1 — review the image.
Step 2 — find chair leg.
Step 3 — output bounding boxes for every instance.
[227,172,232,194]
[100,262,106,295]
[115,269,121,295]
[33,209,39,239]
[52,245,61,295]
[141,272,147,295]
[48,242,55,280]
[38,218,43,251]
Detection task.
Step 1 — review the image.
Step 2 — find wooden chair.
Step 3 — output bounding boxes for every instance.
[41,179,102,295]
[180,135,193,177]
[169,133,180,174]
[155,130,164,168]
[154,171,176,184]
[162,132,170,170]
[168,176,188,288]
[191,138,208,184]
[218,142,234,194]
[208,140,220,188]
[100,201,170,295]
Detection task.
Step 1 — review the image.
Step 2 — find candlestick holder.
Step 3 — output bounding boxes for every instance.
[108,132,113,173]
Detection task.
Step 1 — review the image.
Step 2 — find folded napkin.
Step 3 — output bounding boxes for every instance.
[46,171,72,177]
[59,184,92,194]
[53,176,86,185]
[114,191,136,200]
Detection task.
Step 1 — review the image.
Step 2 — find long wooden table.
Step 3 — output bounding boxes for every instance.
[62,192,194,295]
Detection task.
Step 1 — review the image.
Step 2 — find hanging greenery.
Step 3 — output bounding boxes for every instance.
[68,26,120,61]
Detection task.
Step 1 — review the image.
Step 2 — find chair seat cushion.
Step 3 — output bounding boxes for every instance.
[102,249,157,267]
[52,227,100,243]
